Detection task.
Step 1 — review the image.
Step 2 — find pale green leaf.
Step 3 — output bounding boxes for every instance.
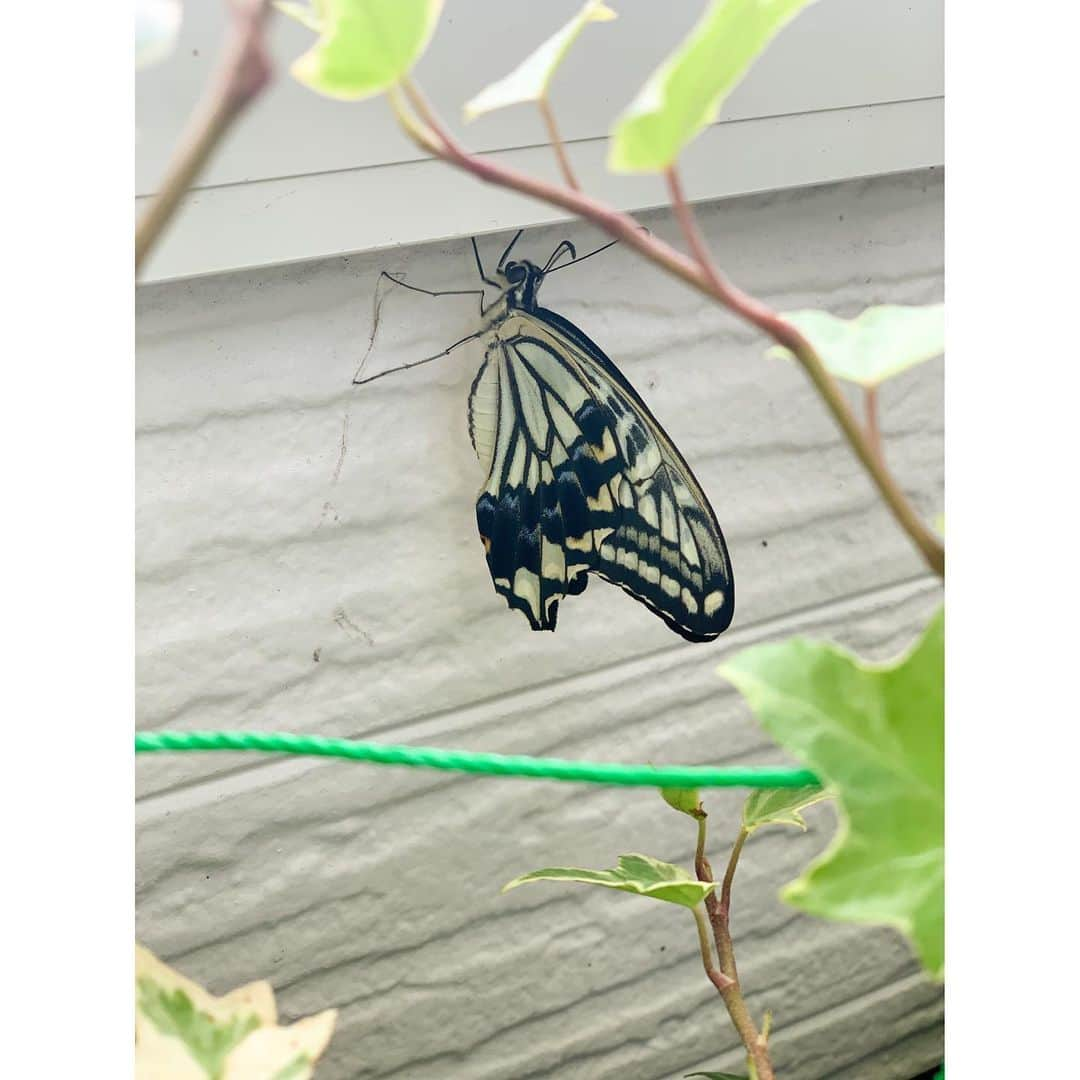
[609,0,817,172]
[137,977,261,1079]
[464,1,616,120]
[135,944,337,1080]
[685,1073,749,1079]
[766,304,945,387]
[503,853,715,909]
[224,1014,336,1080]
[287,0,443,101]
[719,610,944,979]
[661,786,703,817]
[742,785,829,833]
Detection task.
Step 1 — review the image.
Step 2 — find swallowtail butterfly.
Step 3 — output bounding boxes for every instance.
[360,231,735,642]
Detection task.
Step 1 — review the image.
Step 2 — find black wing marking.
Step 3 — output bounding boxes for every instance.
[468,310,734,641]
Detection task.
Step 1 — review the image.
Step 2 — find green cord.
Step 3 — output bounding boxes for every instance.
[135,730,819,789]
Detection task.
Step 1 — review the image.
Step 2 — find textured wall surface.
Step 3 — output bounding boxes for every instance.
[136,169,944,1079]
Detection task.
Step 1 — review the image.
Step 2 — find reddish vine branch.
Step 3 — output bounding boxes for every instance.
[135,0,274,274]
[537,98,580,190]
[716,826,750,983]
[865,385,883,460]
[391,80,944,579]
[664,163,940,573]
[694,811,774,1080]
[693,903,736,995]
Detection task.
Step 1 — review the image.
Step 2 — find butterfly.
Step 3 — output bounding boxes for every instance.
[358,231,735,642]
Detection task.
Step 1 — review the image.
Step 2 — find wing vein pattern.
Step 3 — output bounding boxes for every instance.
[468,308,734,641]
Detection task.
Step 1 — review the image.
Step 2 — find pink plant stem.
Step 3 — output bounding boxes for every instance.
[865,385,883,460]
[694,813,775,1080]
[394,81,944,578]
[537,98,580,191]
[135,0,274,274]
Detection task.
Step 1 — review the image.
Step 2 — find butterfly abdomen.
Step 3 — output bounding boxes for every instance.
[467,353,500,473]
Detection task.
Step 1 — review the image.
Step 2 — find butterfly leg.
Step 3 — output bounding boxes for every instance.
[470,236,504,291]
[353,327,487,387]
[353,270,487,386]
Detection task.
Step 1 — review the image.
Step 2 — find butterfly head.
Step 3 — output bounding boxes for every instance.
[500,259,546,311]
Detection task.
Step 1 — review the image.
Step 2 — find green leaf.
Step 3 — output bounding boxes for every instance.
[135,944,337,1080]
[137,977,260,1079]
[661,786,703,817]
[720,610,944,979]
[609,0,817,172]
[286,0,444,101]
[685,1073,750,1079]
[742,785,829,833]
[225,1016,337,1079]
[463,1,616,120]
[503,853,715,909]
[766,304,945,387]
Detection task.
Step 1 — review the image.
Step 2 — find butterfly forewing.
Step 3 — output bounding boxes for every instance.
[468,308,733,641]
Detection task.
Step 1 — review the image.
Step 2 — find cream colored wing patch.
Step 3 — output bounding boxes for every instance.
[467,309,734,641]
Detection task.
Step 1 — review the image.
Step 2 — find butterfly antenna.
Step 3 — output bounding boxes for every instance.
[547,236,619,272]
[542,239,578,273]
[496,228,525,270]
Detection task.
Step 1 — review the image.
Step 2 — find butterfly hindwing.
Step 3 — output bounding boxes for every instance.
[469,309,734,641]
[469,330,614,630]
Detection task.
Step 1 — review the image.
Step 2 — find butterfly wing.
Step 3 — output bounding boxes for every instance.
[468,309,734,641]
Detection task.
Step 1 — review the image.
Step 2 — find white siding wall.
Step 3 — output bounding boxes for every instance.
[136,169,944,1079]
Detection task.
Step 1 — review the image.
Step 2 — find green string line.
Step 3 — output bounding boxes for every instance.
[135,730,819,789]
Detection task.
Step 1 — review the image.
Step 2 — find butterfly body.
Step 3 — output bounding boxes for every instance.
[467,256,734,642]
